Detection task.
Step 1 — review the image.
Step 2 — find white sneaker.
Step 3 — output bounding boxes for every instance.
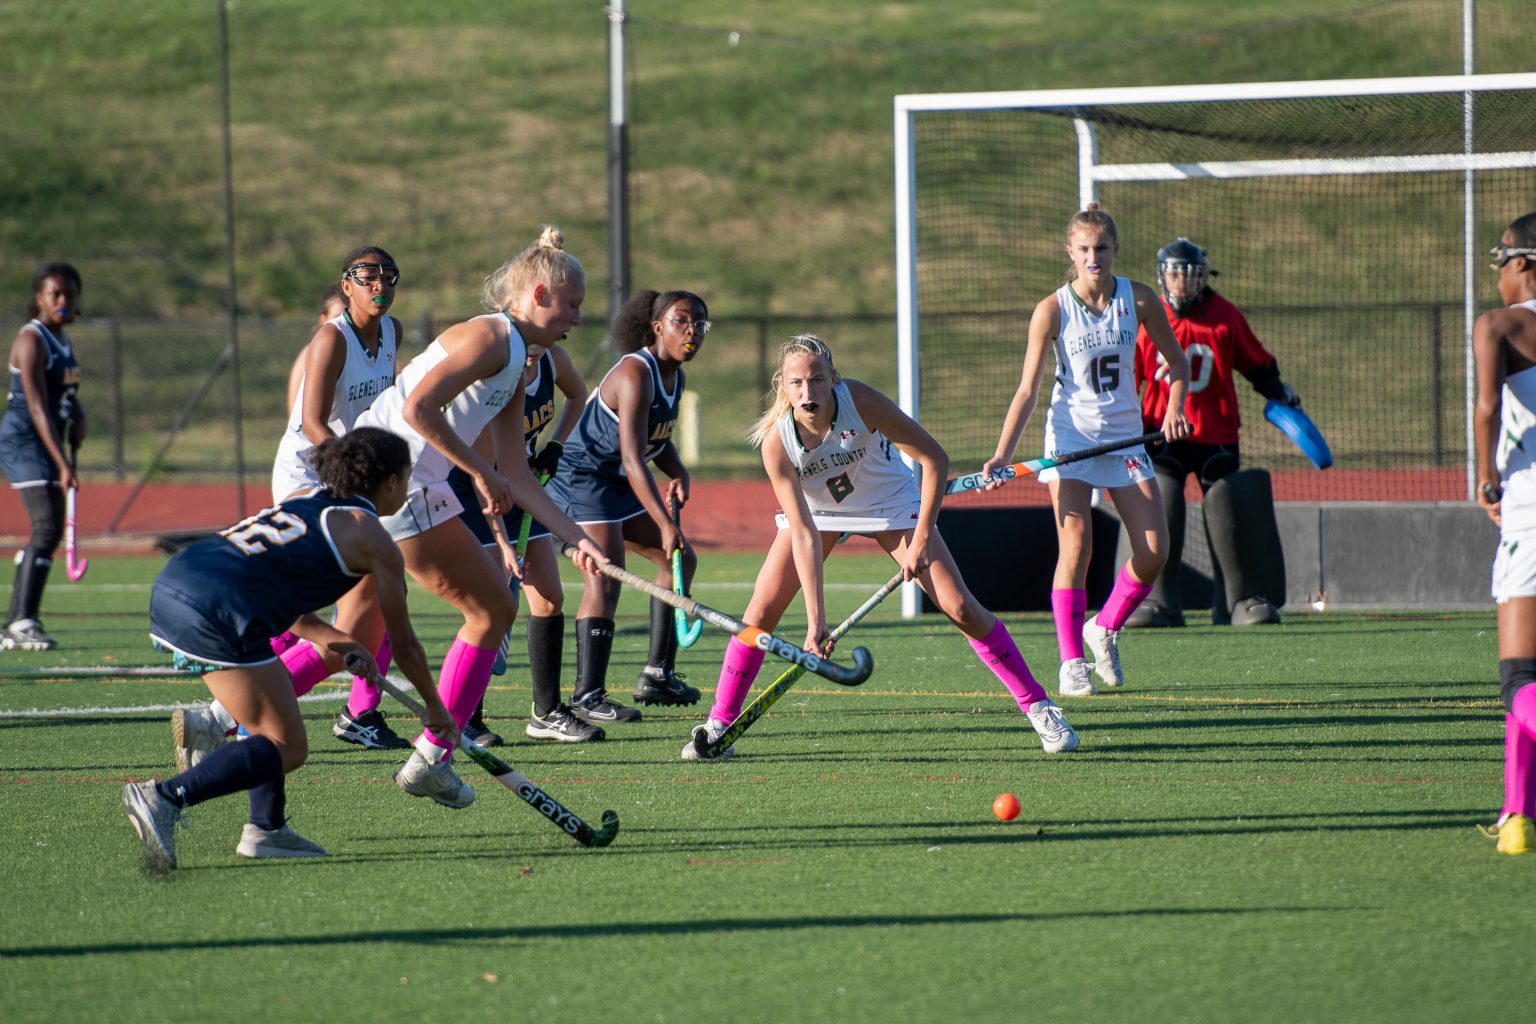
[122,780,181,870]
[1082,615,1124,688]
[1058,658,1096,697]
[680,719,734,762]
[1025,699,1079,753]
[395,751,475,809]
[236,823,327,859]
[172,702,229,773]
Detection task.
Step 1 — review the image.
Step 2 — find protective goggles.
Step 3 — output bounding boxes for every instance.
[1489,244,1536,270]
[344,262,401,286]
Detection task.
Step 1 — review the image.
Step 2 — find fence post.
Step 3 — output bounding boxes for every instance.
[1430,304,1443,465]
[417,309,433,351]
[109,318,125,479]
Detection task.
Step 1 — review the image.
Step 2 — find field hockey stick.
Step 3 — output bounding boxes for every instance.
[351,657,619,848]
[945,430,1166,496]
[668,496,703,649]
[64,435,88,581]
[692,570,904,760]
[560,544,874,686]
[514,469,552,561]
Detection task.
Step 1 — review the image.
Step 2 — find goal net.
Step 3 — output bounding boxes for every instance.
[894,73,1536,506]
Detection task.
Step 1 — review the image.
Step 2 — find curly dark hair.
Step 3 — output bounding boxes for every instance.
[306,427,411,498]
[611,288,708,354]
[27,262,82,319]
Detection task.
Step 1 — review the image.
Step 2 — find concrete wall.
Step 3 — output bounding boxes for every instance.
[930,501,1499,613]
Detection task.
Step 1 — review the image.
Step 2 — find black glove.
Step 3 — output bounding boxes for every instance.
[529,440,564,478]
[1243,361,1301,409]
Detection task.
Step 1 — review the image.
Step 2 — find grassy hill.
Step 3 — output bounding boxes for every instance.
[1,0,1528,479]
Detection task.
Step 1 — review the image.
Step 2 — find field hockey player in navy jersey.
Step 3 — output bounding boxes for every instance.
[123,428,458,869]
[544,288,709,726]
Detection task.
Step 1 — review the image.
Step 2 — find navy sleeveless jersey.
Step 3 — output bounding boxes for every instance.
[6,320,79,425]
[151,489,376,645]
[560,349,683,482]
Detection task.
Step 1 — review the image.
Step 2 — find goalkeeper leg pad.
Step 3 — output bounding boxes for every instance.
[1203,468,1286,625]
[1128,457,1187,628]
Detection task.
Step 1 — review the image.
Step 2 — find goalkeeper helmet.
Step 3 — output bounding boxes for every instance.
[1156,237,1212,316]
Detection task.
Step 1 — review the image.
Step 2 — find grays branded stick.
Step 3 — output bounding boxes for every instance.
[693,570,904,760]
[560,544,874,686]
[669,496,703,648]
[945,431,1166,496]
[354,658,619,848]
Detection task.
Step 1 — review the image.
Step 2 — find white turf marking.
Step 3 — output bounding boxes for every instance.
[0,686,349,719]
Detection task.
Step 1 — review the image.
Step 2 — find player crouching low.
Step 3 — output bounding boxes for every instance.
[124,429,459,870]
[682,333,1077,761]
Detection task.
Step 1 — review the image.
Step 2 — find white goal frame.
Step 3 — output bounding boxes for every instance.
[893,72,1536,616]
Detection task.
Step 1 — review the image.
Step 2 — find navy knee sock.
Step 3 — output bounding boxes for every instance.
[156,734,284,810]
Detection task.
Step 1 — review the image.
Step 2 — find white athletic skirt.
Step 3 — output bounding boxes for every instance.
[379,479,464,542]
[774,499,921,535]
[1493,527,1536,602]
[1037,450,1155,488]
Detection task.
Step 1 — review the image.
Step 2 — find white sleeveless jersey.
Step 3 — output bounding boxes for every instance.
[356,311,526,487]
[271,315,398,501]
[775,382,919,529]
[1496,299,1536,535]
[1045,276,1143,454]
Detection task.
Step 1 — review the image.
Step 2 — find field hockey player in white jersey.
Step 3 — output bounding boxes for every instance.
[352,226,606,808]
[986,204,1190,698]
[1472,210,1536,857]
[269,247,408,750]
[682,333,1079,760]
[175,254,410,769]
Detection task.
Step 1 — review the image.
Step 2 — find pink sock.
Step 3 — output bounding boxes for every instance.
[707,638,767,725]
[347,634,391,717]
[280,642,334,697]
[421,639,498,756]
[1098,564,1154,631]
[270,631,299,656]
[967,618,1048,712]
[1051,588,1086,662]
[1509,685,1536,818]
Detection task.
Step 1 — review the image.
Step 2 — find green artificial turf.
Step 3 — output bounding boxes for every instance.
[0,552,1523,1023]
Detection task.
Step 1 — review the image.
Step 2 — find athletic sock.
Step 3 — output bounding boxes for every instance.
[707,637,767,725]
[156,734,283,810]
[571,617,615,702]
[1510,682,1536,819]
[1098,564,1155,631]
[269,631,300,656]
[248,775,287,831]
[280,642,334,697]
[1503,712,1536,821]
[966,618,1048,712]
[346,634,391,718]
[10,552,52,624]
[207,700,239,736]
[419,639,498,758]
[528,614,565,718]
[1051,588,1086,662]
[645,595,678,673]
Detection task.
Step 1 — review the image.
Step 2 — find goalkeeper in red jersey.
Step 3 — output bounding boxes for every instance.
[1131,238,1300,627]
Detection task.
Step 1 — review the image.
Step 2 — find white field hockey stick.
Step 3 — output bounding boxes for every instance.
[692,570,904,760]
[945,430,1166,496]
[352,657,619,848]
[65,436,88,581]
[560,544,875,686]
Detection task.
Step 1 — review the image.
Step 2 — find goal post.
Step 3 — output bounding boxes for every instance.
[894,73,1536,615]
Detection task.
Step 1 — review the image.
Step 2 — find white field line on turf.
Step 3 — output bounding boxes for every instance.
[2,581,880,592]
[0,686,352,718]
